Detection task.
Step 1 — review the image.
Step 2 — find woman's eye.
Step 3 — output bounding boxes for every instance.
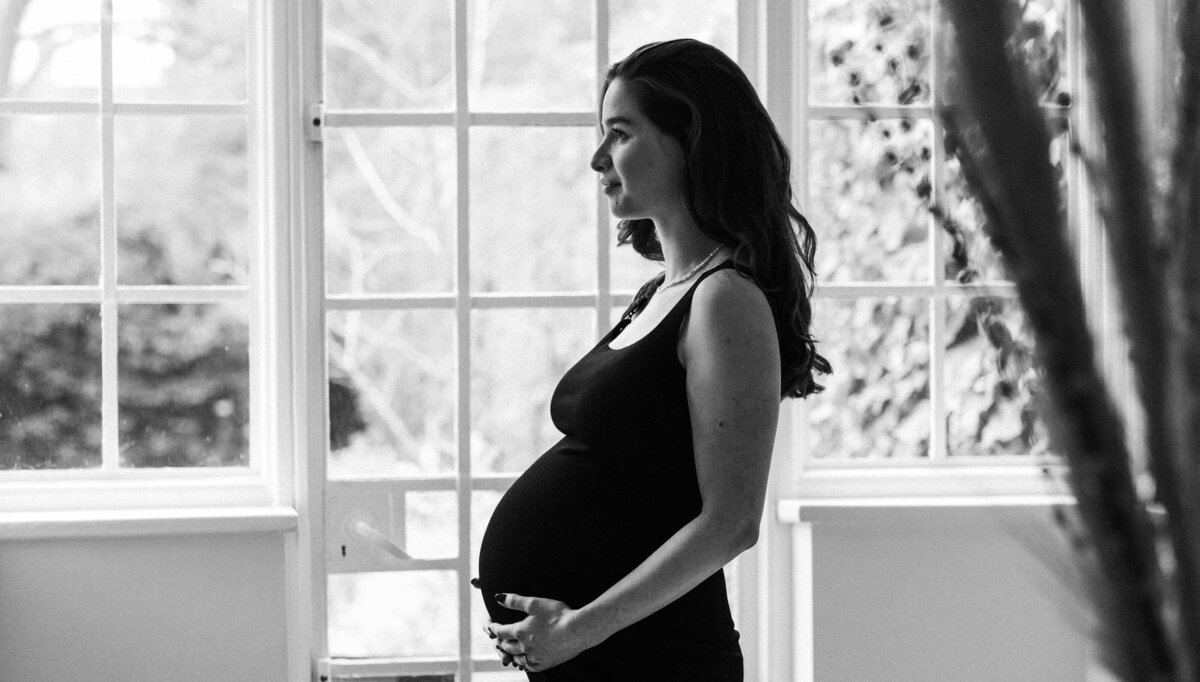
[613,129,628,141]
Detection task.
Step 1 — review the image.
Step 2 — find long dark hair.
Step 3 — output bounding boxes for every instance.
[603,39,830,398]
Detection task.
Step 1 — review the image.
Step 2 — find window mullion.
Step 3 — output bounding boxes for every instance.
[452,0,473,678]
[100,0,119,473]
[927,0,949,463]
[595,0,612,337]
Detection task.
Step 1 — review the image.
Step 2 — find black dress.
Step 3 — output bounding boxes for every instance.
[476,261,744,681]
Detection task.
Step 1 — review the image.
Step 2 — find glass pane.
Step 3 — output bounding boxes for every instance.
[809,118,931,282]
[475,674,529,682]
[3,0,98,100]
[327,570,458,658]
[945,296,1047,457]
[0,304,101,469]
[328,311,456,478]
[808,298,930,459]
[325,127,456,294]
[470,127,595,292]
[809,0,931,106]
[406,491,458,559]
[324,0,452,110]
[610,0,737,65]
[941,129,1070,283]
[115,115,248,285]
[118,302,249,468]
[471,309,594,474]
[468,0,593,111]
[112,0,247,102]
[0,115,101,285]
[1016,0,1068,103]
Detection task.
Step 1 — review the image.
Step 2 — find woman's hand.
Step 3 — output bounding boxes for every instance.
[486,593,597,673]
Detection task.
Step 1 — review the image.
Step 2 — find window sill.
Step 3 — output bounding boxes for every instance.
[777,493,1074,527]
[0,472,277,514]
[791,463,1072,500]
[0,505,298,541]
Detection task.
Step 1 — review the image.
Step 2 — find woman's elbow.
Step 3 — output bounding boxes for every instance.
[734,519,760,554]
[717,516,759,558]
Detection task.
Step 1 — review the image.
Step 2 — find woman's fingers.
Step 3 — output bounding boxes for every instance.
[495,636,527,654]
[494,644,514,666]
[494,592,535,614]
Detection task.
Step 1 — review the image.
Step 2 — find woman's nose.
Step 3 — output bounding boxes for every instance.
[590,144,609,172]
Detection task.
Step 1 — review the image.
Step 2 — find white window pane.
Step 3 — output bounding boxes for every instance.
[3,0,98,101]
[470,127,595,292]
[609,0,737,64]
[328,310,457,478]
[405,491,458,559]
[1017,0,1069,103]
[324,0,453,111]
[325,127,456,295]
[468,0,594,111]
[809,0,931,106]
[0,304,101,470]
[115,115,249,286]
[118,302,249,468]
[808,297,930,459]
[471,309,594,474]
[809,118,931,283]
[112,0,247,102]
[0,115,101,286]
[945,296,1048,457]
[327,570,458,658]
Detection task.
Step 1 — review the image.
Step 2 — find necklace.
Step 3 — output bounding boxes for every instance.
[657,245,725,292]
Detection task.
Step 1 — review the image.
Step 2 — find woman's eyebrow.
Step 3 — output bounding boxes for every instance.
[603,116,633,129]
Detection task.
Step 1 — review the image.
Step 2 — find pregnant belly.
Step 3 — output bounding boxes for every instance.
[477,436,686,624]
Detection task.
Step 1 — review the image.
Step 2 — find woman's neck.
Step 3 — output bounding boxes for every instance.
[654,214,725,282]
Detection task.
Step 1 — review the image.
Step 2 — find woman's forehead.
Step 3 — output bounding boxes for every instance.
[601,79,642,123]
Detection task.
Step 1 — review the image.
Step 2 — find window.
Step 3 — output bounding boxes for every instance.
[0,0,282,511]
[791,0,1087,498]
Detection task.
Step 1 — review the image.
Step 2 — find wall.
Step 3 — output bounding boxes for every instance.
[798,504,1094,682]
[0,531,290,682]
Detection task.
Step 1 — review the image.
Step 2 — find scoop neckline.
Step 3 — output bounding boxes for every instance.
[604,259,734,352]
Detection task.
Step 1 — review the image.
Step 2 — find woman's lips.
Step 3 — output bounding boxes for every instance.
[602,183,621,196]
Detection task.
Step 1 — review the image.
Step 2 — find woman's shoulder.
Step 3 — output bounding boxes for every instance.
[692,264,769,316]
[680,262,780,381]
[687,265,775,342]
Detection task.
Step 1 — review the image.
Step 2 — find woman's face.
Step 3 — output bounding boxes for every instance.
[591,78,688,222]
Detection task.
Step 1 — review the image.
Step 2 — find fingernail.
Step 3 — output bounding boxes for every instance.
[494,593,506,603]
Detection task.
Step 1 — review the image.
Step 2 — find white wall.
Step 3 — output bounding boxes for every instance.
[799,504,1094,682]
[0,532,289,682]
[0,505,1094,682]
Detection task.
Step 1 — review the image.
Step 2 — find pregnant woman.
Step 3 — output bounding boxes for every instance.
[475,38,829,680]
